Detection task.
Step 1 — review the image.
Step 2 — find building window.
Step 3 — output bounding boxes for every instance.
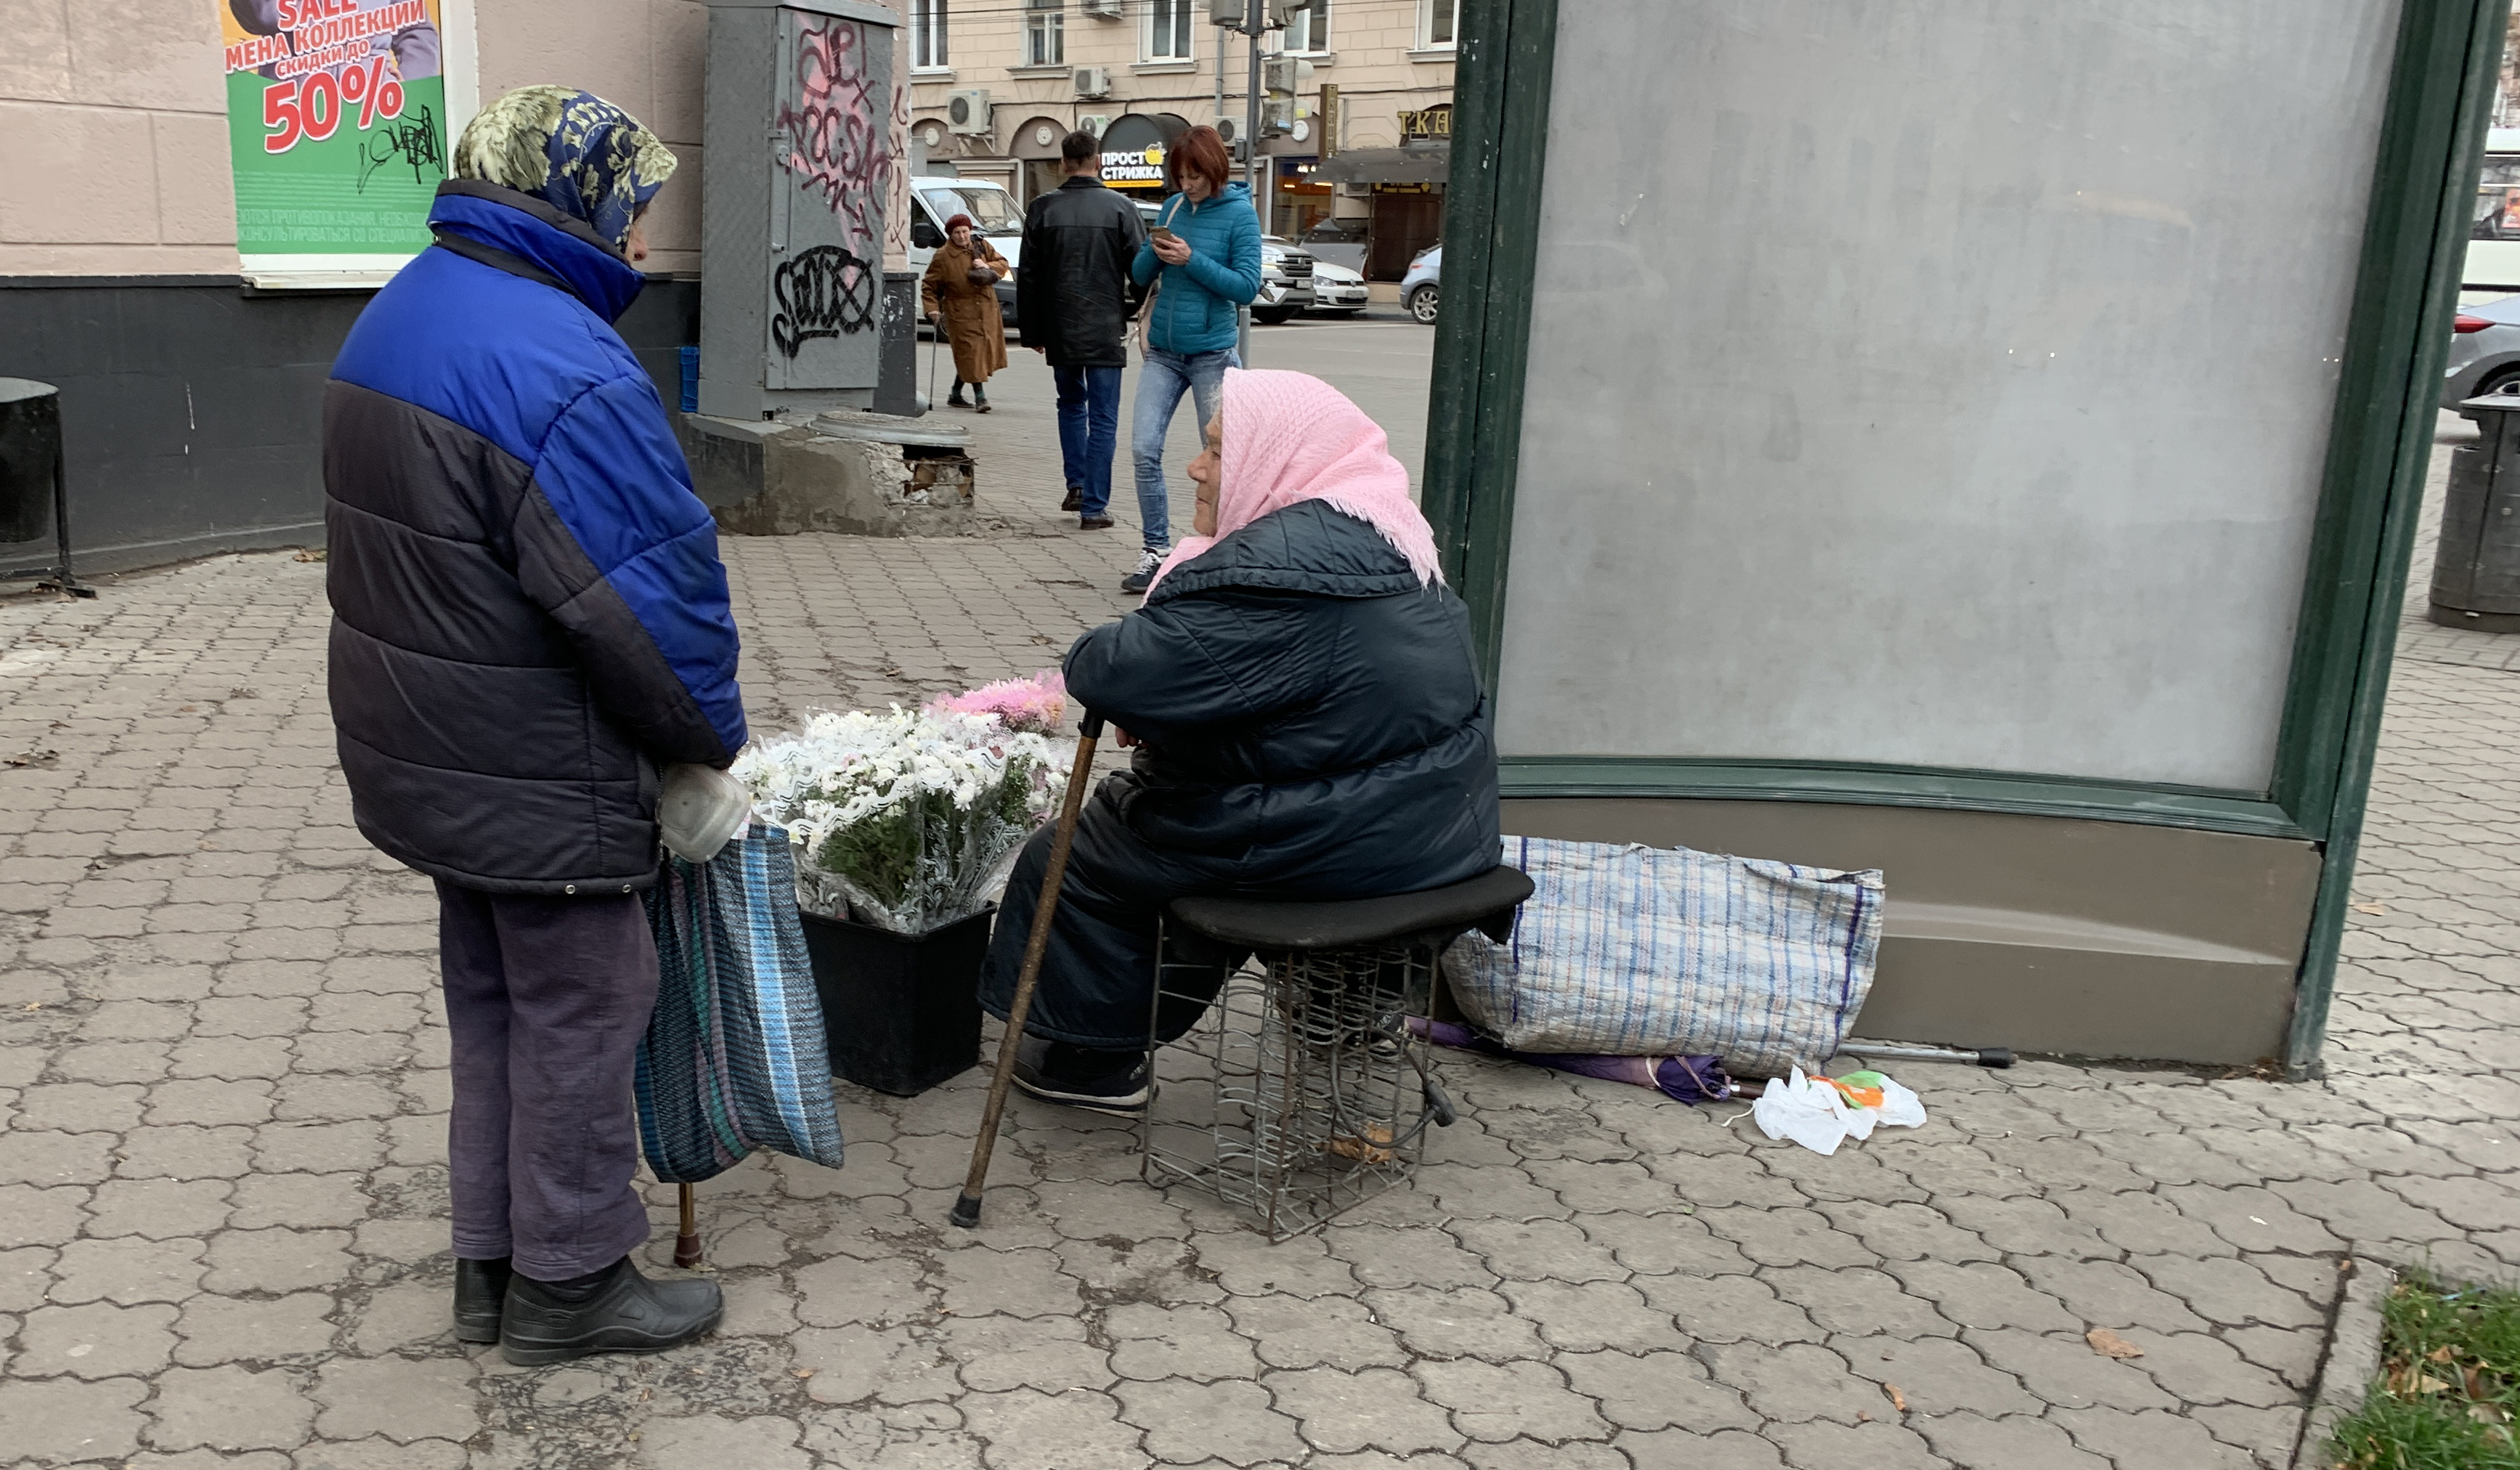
[1027,0,1065,67]
[1144,0,1193,61]
[1418,0,1457,48]
[1285,0,1328,53]
[911,0,948,69]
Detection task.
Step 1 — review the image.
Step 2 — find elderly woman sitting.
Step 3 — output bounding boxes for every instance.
[980,369,1500,1113]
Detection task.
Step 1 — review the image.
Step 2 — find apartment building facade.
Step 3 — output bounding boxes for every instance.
[901,0,1458,276]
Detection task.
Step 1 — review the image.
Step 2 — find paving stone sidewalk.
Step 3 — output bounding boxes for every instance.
[2,430,2519,1468]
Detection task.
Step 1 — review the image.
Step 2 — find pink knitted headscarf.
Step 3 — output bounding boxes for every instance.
[1142,368,1444,600]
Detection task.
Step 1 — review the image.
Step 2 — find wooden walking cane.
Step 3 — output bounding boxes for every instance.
[951,710,1105,1229]
[674,1183,702,1267]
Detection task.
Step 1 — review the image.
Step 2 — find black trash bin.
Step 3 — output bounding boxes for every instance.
[0,377,89,596]
[0,378,62,545]
[2433,390,2520,631]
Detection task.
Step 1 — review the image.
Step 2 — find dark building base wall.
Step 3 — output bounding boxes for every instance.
[0,275,699,579]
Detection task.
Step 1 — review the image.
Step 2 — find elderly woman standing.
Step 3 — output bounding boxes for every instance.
[324,87,740,1364]
[922,213,1010,411]
[980,369,1500,1112]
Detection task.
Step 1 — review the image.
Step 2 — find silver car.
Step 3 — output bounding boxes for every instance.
[1401,245,1440,325]
[2444,294,2520,405]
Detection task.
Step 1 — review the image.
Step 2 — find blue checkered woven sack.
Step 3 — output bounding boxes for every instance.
[1442,836,1885,1076]
[635,826,846,1185]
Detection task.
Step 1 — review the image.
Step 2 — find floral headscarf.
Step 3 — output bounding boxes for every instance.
[452,86,677,251]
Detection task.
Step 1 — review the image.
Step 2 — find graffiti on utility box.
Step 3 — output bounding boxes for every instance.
[772,245,878,359]
[777,16,892,272]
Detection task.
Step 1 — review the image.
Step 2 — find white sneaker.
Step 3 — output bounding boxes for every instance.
[1120,548,1166,594]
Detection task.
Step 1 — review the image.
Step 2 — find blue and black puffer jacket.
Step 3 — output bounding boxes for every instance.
[322,179,746,895]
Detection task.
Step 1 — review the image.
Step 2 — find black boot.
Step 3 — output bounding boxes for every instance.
[946,378,969,407]
[500,1256,723,1366]
[454,1256,513,1344]
[972,384,991,413]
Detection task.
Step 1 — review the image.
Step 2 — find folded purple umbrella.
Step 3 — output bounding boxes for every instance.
[1411,1018,1733,1103]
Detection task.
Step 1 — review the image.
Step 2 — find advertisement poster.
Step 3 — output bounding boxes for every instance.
[218,0,450,283]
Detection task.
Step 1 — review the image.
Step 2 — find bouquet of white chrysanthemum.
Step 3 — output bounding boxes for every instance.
[731,705,1070,935]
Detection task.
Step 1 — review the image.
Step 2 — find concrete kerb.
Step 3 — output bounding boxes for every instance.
[2293,1253,2394,1469]
[2293,1248,2519,1469]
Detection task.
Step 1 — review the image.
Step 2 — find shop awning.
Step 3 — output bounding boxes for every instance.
[1313,145,1451,187]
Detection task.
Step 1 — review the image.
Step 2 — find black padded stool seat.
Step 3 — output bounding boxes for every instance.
[1167,865,1532,954]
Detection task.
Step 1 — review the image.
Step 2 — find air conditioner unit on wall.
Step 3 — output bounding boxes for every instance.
[1081,0,1122,17]
[1073,67,1113,99]
[946,89,992,134]
[1077,114,1115,137]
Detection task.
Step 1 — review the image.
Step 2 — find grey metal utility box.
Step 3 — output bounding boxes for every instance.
[700,0,898,421]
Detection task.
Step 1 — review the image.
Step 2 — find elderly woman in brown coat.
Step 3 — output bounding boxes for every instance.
[922,213,1010,411]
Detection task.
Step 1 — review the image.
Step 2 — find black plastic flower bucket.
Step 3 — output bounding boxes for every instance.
[799,906,993,1096]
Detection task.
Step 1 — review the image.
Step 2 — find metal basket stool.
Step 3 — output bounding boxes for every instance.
[1139,866,1532,1240]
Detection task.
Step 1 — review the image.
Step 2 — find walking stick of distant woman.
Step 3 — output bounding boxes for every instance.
[922,214,1010,412]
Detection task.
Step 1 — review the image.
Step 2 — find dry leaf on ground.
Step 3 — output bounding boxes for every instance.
[2086,1328,2144,1359]
[1883,1384,1908,1413]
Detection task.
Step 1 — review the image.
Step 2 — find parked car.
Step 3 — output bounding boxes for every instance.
[1306,259,1370,317]
[911,176,1024,326]
[1402,245,1441,324]
[1298,216,1370,275]
[2444,293,2520,405]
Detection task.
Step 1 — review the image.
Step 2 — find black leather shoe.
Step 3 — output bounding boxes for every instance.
[1060,486,1084,512]
[454,1256,512,1344]
[500,1261,723,1366]
[1079,515,1115,529]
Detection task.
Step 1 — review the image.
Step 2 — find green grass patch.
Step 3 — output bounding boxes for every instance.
[2328,1266,2520,1469]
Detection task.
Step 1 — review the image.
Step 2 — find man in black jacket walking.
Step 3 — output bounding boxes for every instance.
[1019,130,1145,528]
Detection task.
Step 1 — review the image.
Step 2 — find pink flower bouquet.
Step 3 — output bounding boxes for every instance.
[925,670,1067,736]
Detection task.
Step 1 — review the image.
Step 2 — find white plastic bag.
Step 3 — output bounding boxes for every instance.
[1750,1068,1927,1156]
[657,763,749,865]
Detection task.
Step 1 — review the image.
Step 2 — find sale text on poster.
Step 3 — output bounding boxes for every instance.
[219,0,450,269]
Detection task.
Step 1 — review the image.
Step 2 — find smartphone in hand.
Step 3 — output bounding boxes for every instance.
[1150,227,1179,244]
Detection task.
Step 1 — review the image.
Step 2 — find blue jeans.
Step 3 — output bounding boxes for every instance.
[1131,346,1237,551]
[1054,365,1123,518]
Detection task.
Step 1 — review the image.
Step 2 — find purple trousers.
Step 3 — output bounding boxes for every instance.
[436,881,658,1280]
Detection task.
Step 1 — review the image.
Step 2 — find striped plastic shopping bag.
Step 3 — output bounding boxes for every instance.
[1442,835,1885,1077]
[634,826,846,1184]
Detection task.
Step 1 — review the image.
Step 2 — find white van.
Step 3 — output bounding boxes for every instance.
[908,176,1024,324]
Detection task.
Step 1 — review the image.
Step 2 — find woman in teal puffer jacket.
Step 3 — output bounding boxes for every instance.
[1120,126,1263,593]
